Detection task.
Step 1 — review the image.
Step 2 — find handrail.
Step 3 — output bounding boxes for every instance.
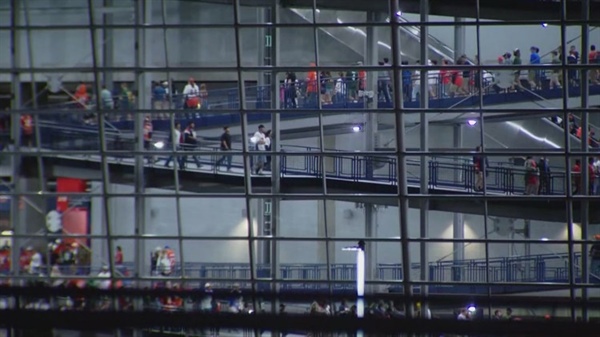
[35,124,578,178]
[539,26,599,60]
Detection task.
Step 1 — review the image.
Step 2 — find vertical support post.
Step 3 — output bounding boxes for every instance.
[309,0,335,306]
[419,0,430,311]
[391,0,413,318]
[580,0,591,322]
[102,0,114,88]
[86,0,120,332]
[9,0,23,289]
[364,10,380,292]
[452,124,464,280]
[133,0,147,285]
[233,0,260,325]
[135,0,152,110]
[453,18,465,60]
[270,3,281,323]
[523,220,531,257]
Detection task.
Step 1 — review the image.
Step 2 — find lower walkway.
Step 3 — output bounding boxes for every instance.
[38,123,596,223]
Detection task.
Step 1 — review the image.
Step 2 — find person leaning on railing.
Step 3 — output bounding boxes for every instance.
[473,146,489,192]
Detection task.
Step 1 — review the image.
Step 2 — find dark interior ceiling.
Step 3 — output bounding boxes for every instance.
[191,0,600,22]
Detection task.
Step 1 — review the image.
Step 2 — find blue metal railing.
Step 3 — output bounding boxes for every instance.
[106,253,584,290]
[31,123,578,195]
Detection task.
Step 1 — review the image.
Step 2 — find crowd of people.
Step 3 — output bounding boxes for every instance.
[26,42,598,119]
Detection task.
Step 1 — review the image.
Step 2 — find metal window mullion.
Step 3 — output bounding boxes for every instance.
[86,0,119,316]
[474,0,492,317]
[558,0,577,323]
[132,0,149,310]
[21,0,45,191]
[418,0,431,312]
[233,0,258,315]
[579,0,591,322]
[9,0,23,299]
[158,0,186,282]
[310,0,334,302]
[391,0,413,318]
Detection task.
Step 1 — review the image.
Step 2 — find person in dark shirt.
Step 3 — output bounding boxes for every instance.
[473,145,489,191]
[589,235,600,281]
[215,126,232,171]
[538,156,551,194]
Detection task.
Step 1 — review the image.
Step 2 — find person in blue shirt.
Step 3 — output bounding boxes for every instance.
[528,46,541,89]
[401,61,412,102]
[152,81,167,108]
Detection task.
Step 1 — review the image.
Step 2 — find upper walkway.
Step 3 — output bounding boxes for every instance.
[37,119,598,223]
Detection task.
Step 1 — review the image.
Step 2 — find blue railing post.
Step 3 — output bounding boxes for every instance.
[366,156,374,180]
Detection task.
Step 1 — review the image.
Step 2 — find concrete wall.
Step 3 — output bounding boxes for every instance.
[87,182,578,275]
[0,0,361,83]
[403,14,600,64]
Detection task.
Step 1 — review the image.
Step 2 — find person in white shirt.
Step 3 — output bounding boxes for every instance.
[428,59,439,99]
[412,61,421,101]
[182,122,202,169]
[164,122,183,168]
[457,308,471,320]
[251,124,267,175]
[182,77,200,111]
[29,250,42,274]
[592,157,600,195]
[97,265,112,290]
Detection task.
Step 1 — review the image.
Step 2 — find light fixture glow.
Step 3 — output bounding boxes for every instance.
[357,249,365,297]
[467,119,477,126]
[467,306,476,312]
[342,241,366,323]
[396,10,403,17]
[541,237,549,241]
[352,125,362,132]
[154,141,165,149]
[505,121,561,148]
[541,23,548,28]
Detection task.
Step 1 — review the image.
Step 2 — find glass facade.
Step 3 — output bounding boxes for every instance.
[1,0,600,325]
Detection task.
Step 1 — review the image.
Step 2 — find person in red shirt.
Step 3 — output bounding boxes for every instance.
[19,247,34,272]
[572,159,582,194]
[115,246,123,265]
[73,82,89,108]
[0,245,10,275]
[440,59,452,97]
[306,62,318,107]
[589,45,598,84]
[20,114,33,147]
[143,116,155,164]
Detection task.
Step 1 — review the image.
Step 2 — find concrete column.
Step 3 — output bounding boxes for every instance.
[365,10,379,150]
[419,0,430,309]
[89,181,106,270]
[365,11,380,290]
[366,11,379,112]
[453,18,466,60]
[102,0,114,88]
[135,0,152,110]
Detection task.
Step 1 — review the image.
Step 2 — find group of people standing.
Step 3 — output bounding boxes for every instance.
[164,122,273,174]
